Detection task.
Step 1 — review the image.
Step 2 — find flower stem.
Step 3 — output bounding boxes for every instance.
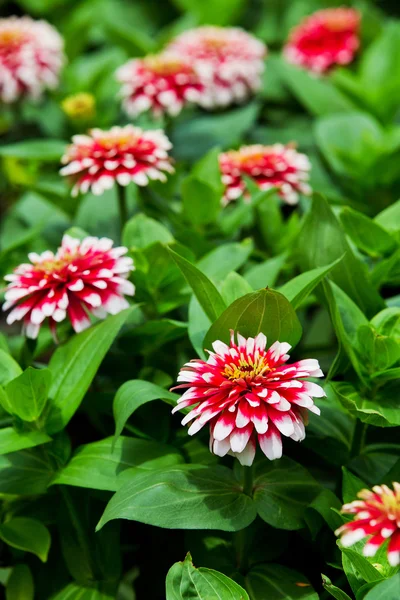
[350,419,367,458]
[117,184,128,238]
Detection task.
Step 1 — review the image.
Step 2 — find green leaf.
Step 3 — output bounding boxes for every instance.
[53,436,183,491]
[332,381,400,428]
[168,248,227,322]
[197,240,253,281]
[375,199,400,236]
[0,350,22,386]
[314,113,384,183]
[171,0,246,25]
[0,428,51,455]
[357,325,400,372]
[182,147,223,226]
[0,139,66,161]
[45,308,135,434]
[51,582,114,600]
[122,213,174,249]
[340,207,396,257]
[97,464,257,532]
[166,552,249,600]
[244,254,286,289]
[322,574,352,600]
[6,565,34,600]
[305,489,343,535]
[342,468,366,503]
[340,548,382,583]
[0,447,55,495]
[245,563,318,599]
[253,457,321,530]
[5,367,52,422]
[371,308,400,341]
[113,380,180,441]
[296,195,383,317]
[221,272,253,305]
[279,258,343,309]
[0,517,51,562]
[279,59,356,117]
[203,288,302,352]
[363,574,400,600]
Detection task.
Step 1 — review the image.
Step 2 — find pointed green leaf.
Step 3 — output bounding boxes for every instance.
[0,518,50,562]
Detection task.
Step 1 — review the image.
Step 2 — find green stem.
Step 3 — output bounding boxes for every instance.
[242,465,254,497]
[117,184,128,238]
[350,420,367,458]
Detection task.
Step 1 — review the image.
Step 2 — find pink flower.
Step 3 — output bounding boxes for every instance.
[3,235,135,339]
[284,8,360,74]
[336,483,400,567]
[219,144,311,205]
[116,53,205,118]
[172,332,324,466]
[0,16,64,103]
[60,125,174,197]
[166,26,266,108]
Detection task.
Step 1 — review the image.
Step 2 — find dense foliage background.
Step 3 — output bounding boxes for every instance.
[0,0,400,599]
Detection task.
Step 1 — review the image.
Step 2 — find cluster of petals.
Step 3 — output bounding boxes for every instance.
[60,125,174,197]
[219,144,312,205]
[336,483,400,567]
[116,53,206,118]
[3,235,135,339]
[0,16,64,103]
[172,332,324,466]
[284,8,360,74]
[165,26,267,108]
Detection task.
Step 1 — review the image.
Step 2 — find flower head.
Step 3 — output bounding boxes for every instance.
[284,8,360,74]
[116,53,205,118]
[336,483,400,567]
[166,26,266,108]
[60,125,174,196]
[172,332,324,466]
[3,235,135,339]
[0,16,64,103]
[219,144,311,205]
[62,93,96,120]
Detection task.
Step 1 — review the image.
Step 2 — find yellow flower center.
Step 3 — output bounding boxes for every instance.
[0,28,27,49]
[145,55,186,75]
[223,355,271,381]
[62,93,95,120]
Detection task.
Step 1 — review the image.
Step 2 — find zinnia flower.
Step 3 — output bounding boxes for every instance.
[0,16,64,103]
[219,144,311,205]
[3,235,135,339]
[165,26,266,108]
[284,8,360,74]
[116,53,205,118]
[60,125,174,197]
[336,483,400,567]
[172,332,324,466]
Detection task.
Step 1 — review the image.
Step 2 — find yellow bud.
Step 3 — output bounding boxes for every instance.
[61,93,95,120]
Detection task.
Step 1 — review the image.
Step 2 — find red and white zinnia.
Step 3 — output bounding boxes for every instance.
[219,144,311,205]
[336,483,400,567]
[3,235,134,339]
[172,332,324,466]
[166,26,266,108]
[60,125,174,197]
[284,8,360,74]
[116,53,205,118]
[0,16,64,103]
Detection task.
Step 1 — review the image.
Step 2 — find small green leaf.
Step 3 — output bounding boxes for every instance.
[45,308,135,434]
[0,428,51,455]
[340,207,396,257]
[97,464,256,532]
[51,582,114,600]
[322,574,352,600]
[53,436,183,491]
[0,517,51,562]
[357,325,400,372]
[342,468,367,503]
[340,547,382,583]
[5,367,51,422]
[254,457,321,530]
[113,380,180,441]
[332,381,400,428]
[0,447,55,495]
[203,288,302,352]
[6,564,34,600]
[168,247,227,322]
[279,258,343,309]
[363,574,400,600]
[0,350,22,387]
[166,552,249,600]
[0,139,66,161]
[221,272,253,305]
[122,213,174,249]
